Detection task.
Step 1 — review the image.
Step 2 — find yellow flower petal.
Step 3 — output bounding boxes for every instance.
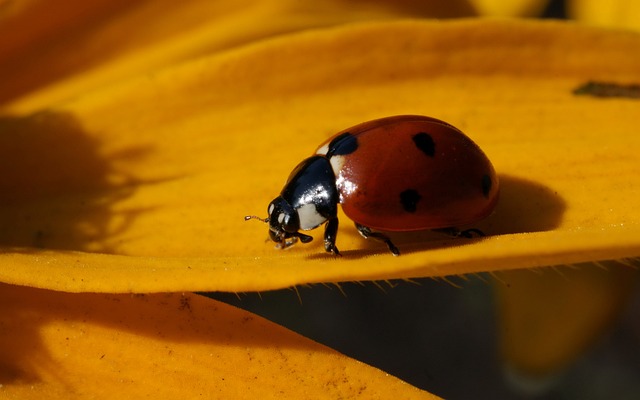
[468,0,549,17]
[0,282,437,399]
[568,0,640,31]
[496,263,637,381]
[1,20,639,293]
[0,0,475,115]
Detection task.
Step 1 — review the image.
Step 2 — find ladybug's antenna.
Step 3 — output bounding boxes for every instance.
[244,215,269,223]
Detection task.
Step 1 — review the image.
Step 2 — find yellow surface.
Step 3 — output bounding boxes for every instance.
[2,2,640,397]
[0,282,436,399]
[568,0,640,31]
[0,0,475,114]
[496,263,637,379]
[469,0,547,17]
[1,20,639,293]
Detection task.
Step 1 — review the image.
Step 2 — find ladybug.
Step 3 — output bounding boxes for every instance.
[245,115,499,256]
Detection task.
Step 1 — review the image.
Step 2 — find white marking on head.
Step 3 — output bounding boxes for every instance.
[268,203,275,215]
[297,203,327,230]
[277,212,285,224]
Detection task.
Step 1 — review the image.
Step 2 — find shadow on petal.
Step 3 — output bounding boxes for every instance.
[0,112,163,253]
[477,174,567,235]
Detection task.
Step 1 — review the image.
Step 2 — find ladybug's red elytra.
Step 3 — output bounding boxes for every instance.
[246,115,499,256]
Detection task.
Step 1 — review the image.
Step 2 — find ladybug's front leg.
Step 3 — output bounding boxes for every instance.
[323,217,341,256]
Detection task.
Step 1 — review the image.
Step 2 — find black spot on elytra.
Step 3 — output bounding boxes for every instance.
[481,174,492,198]
[400,189,421,213]
[326,132,358,158]
[412,132,435,157]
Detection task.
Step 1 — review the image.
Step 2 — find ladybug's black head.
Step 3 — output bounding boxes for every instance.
[267,197,299,235]
[244,196,313,249]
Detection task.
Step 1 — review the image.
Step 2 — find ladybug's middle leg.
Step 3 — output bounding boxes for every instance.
[355,223,400,256]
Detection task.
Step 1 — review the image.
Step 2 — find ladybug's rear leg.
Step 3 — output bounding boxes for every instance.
[324,217,341,256]
[435,227,486,238]
[355,223,400,256]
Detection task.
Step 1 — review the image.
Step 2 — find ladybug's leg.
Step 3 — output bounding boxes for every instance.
[355,223,400,256]
[324,217,341,256]
[435,227,486,238]
[294,232,314,243]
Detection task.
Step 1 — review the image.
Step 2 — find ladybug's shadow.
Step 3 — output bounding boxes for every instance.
[307,174,567,258]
